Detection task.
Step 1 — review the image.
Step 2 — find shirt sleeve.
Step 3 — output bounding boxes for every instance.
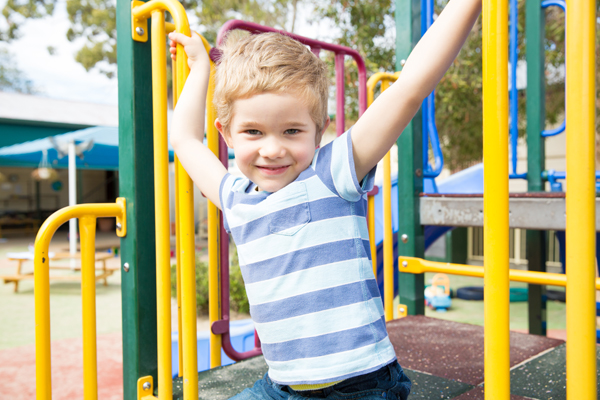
[312,128,377,202]
[219,173,237,233]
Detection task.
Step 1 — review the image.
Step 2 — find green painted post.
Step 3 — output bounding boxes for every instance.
[447,228,468,264]
[396,0,425,315]
[116,0,159,398]
[525,0,547,336]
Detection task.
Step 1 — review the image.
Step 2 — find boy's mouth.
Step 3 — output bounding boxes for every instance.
[256,165,289,175]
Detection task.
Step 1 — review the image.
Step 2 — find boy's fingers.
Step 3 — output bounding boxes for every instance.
[168,31,192,46]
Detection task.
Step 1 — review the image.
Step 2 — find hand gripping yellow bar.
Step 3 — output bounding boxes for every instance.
[35,199,126,400]
[482,0,510,396]
[366,72,401,322]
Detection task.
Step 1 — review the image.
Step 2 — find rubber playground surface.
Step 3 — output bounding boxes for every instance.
[0,234,573,399]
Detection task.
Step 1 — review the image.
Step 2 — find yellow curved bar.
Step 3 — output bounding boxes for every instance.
[35,201,125,400]
[398,256,600,290]
[482,0,510,394]
[150,12,173,400]
[366,72,399,321]
[80,215,99,400]
[565,0,597,398]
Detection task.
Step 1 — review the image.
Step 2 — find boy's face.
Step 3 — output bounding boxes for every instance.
[218,92,324,193]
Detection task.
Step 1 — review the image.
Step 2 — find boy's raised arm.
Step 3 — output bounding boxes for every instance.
[351,0,481,182]
[169,32,228,210]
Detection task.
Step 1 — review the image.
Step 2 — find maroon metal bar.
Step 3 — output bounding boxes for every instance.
[211,19,369,362]
[217,19,368,118]
[335,53,346,136]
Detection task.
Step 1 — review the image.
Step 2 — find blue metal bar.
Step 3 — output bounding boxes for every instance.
[509,0,519,176]
[421,0,429,175]
[421,0,444,178]
[543,170,600,181]
[540,0,566,138]
[541,119,566,137]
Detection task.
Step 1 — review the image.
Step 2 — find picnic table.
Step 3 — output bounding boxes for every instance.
[1,251,118,292]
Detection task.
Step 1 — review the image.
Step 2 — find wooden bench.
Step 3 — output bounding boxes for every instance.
[1,252,118,292]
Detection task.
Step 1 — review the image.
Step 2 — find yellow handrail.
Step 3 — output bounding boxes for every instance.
[35,199,126,400]
[150,11,173,400]
[201,32,223,370]
[366,72,400,322]
[482,0,510,396]
[565,0,597,398]
[398,256,600,290]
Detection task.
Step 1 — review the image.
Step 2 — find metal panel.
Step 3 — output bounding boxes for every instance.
[420,197,600,231]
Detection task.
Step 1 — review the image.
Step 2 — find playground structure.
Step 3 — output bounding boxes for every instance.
[31,0,598,399]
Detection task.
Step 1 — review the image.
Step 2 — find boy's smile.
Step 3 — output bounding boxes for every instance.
[218,92,325,193]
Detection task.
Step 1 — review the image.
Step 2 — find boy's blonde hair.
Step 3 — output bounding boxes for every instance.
[214,32,329,135]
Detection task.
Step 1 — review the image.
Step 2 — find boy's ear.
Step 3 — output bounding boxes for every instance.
[215,119,233,148]
[316,116,331,146]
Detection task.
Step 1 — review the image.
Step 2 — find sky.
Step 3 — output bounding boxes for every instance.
[1,1,119,105]
[0,1,336,107]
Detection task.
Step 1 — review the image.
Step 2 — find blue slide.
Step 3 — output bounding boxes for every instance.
[373,164,484,296]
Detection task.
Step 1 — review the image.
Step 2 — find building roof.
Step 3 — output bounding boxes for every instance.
[0,92,118,127]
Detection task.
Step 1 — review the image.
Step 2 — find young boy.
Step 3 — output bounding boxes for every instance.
[169,0,480,398]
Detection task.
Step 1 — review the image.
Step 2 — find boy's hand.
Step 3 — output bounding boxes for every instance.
[168,31,210,72]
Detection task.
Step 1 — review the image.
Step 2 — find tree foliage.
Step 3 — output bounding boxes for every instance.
[0,47,35,93]
[1,0,293,78]
[314,0,598,171]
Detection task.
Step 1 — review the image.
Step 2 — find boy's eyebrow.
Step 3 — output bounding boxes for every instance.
[237,120,310,128]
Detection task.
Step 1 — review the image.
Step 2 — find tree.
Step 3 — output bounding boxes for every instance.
[0,47,35,93]
[2,0,295,78]
[313,0,598,171]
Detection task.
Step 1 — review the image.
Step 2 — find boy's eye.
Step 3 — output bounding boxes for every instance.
[245,129,262,135]
[285,129,300,135]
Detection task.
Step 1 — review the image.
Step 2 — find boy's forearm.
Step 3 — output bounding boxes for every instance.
[171,66,210,145]
[398,0,481,100]
[350,0,481,181]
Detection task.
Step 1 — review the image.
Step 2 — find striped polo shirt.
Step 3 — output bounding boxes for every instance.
[219,129,397,386]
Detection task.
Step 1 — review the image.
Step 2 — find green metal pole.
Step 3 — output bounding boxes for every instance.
[396,0,425,316]
[117,1,159,398]
[525,0,547,336]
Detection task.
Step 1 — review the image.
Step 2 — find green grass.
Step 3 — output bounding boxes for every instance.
[394,273,566,330]
[0,238,123,349]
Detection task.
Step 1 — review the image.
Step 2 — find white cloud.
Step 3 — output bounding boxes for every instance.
[1,0,118,105]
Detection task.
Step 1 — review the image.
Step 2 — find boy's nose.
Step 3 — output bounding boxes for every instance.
[259,138,286,159]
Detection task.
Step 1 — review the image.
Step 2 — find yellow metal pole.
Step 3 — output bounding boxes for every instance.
[482,0,510,396]
[151,11,172,400]
[368,196,377,279]
[34,201,125,400]
[565,0,597,398]
[398,256,600,290]
[201,34,223,369]
[174,35,198,400]
[381,79,394,322]
[366,73,399,321]
[79,216,98,400]
[172,55,184,378]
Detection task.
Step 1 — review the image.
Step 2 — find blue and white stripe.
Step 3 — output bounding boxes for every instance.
[220,129,396,386]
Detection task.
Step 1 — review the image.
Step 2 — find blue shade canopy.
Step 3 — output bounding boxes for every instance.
[0,126,175,170]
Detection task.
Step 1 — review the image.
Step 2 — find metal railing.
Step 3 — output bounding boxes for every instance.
[35,199,126,400]
[366,72,400,321]
[399,0,597,397]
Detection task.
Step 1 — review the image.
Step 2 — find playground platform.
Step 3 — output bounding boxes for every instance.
[175,316,600,400]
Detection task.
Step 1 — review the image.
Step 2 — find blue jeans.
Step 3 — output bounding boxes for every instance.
[229,361,411,400]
